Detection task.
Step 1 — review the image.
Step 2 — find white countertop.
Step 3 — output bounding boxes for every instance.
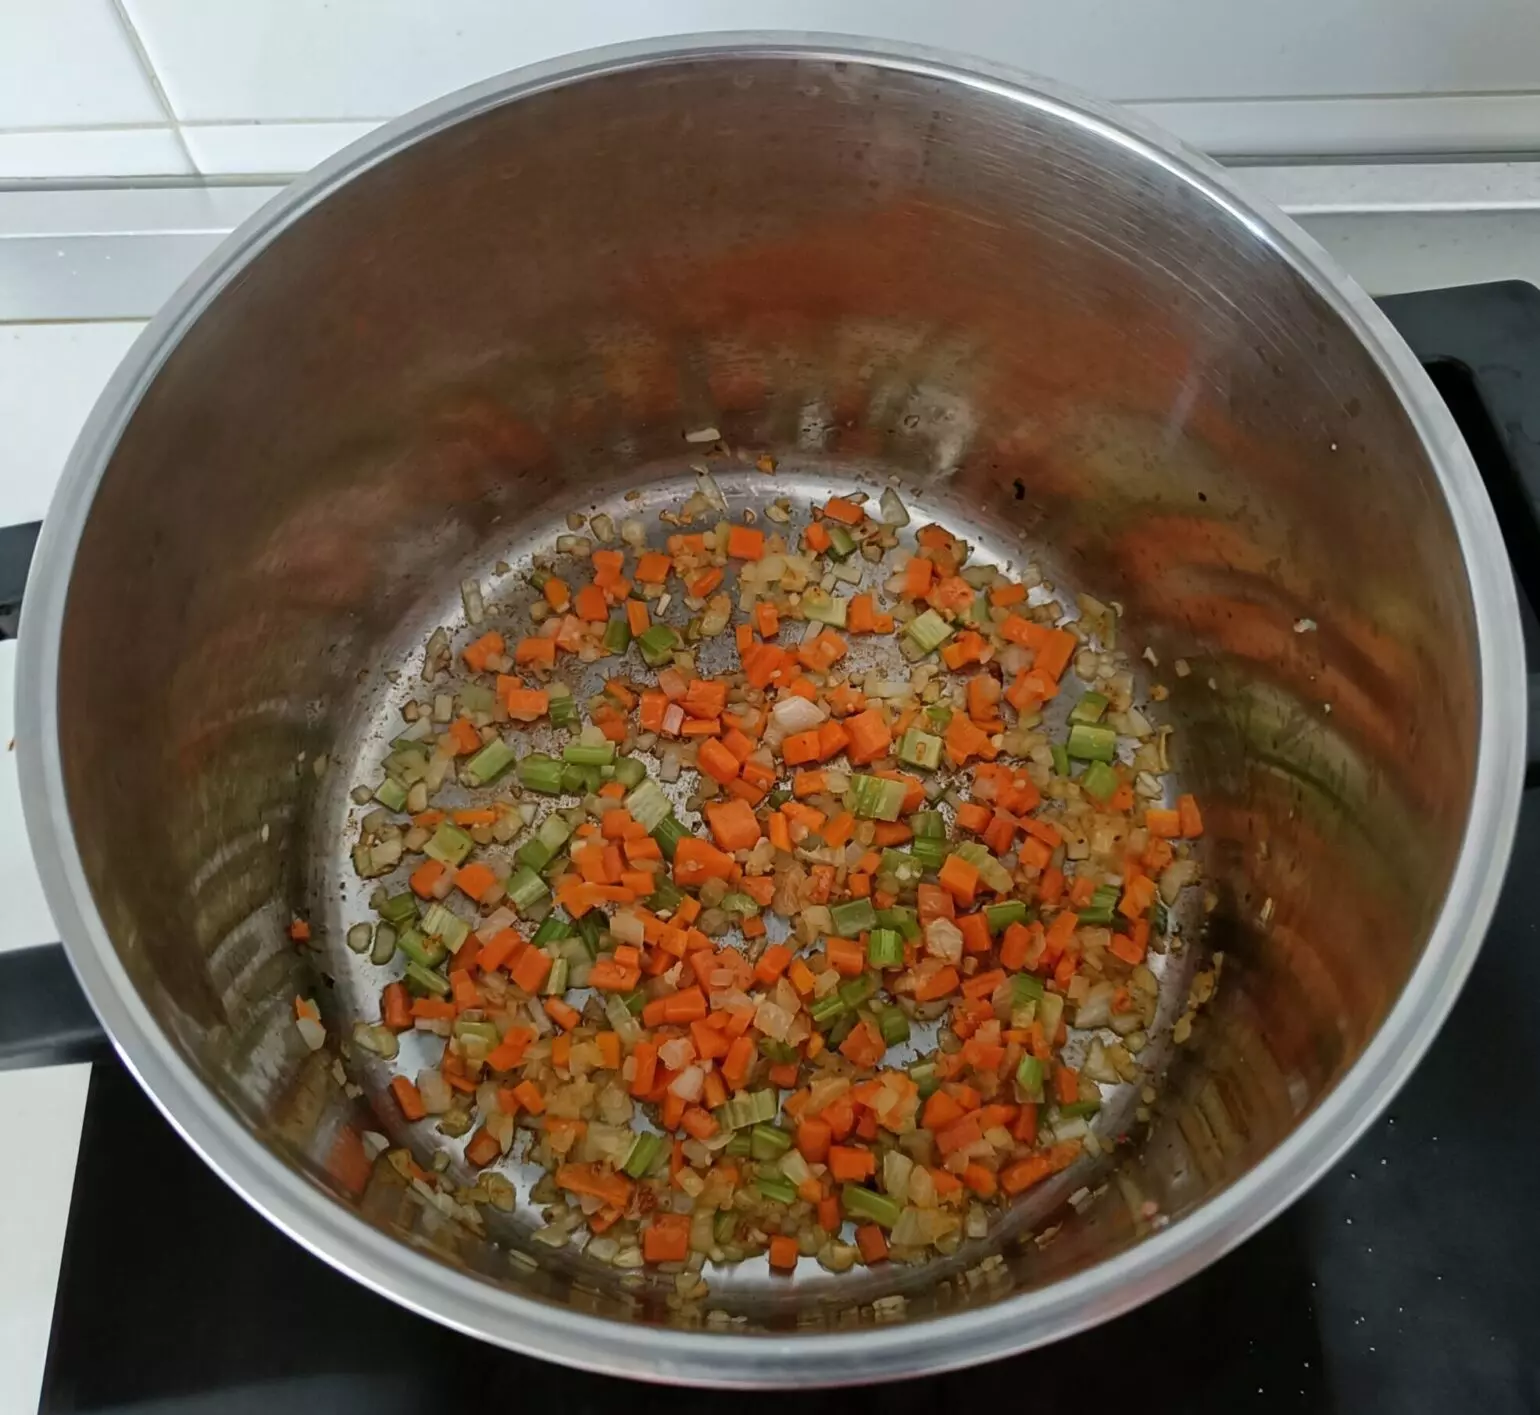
[3,160,1538,1412]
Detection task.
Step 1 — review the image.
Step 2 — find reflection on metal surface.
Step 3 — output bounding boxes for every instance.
[16,36,1523,1384]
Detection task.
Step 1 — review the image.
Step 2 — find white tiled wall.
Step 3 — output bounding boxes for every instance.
[5,0,1540,180]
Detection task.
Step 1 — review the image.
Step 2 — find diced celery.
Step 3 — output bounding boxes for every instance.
[464,739,516,785]
[897,728,942,770]
[372,776,408,812]
[395,928,445,968]
[420,902,470,951]
[1078,883,1121,926]
[756,1173,798,1205]
[1037,990,1065,1038]
[602,617,632,655]
[506,866,550,916]
[531,915,572,946]
[801,589,848,626]
[878,850,922,886]
[838,972,878,1008]
[1068,691,1109,725]
[825,523,857,560]
[548,685,579,731]
[1080,759,1120,803]
[459,682,496,714]
[829,897,878,935]
[544,956,570,995]
[908,1060,939,1098]
[646,877,685,914]
[909,838,947,871]
[750,1124,793,1161]
[720,892,760,917]
[1066,723,1117,762]
[841,1184,901,1228]
[1058,1099,1102,1120]
[403,960,451,996]
[562,762,601,795]
[758,1037,798,1064]
[867,928,904,968]
[652,813,693,861]
[725,1131,752,1158]
[378,892,418,926]
[1011,972,1045,1004]
[877,1006,910,1047]
[636,624,681,667]
[910,811,947,840]
[905,608,954,654]
[424,822,474,866]
[1050,743,1071,777]
[848,774,908,822]
[622,1131,664,1178]
[925,703,953,731]
[809,992,848,1028]
[876,906,919,940]
[563,741,616,767]
[613,755,647,789]
[574,910,605,958]
[1015,1054,1045,1101]
[624,778,672,832]
[370,922,398,965]
[986,900,1028,934]
[517,754,566,794]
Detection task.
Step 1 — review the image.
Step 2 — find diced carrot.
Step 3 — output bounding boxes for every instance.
[855,1224,889,1264]
[688,567,724,598]
[409,858,447,899]
[704,798,762,852]
[725,524,766,560]
[828,1145,876,1181]
[446,717,481,756]
[462,630,506,674]
[902,556,934,599]
[454,861,497,903]
[573,583,609,622]
[782,729,823,765]
[390,1075,426,1121]
[913,964,960,1002]
[816,718,851,760]
[753,601,779,638]
[504,688,550,722]
[826,936,866,976]
[917,883,955,923]
[1178,793,1205,838]
[515,636,557,668]
[673,837,736,886]
[381,982,412,1032]
[508,945,553,994]
[845,708,892,765]
[635,552,671,583]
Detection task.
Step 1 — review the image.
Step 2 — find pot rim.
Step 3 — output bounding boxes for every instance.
[15,32,1526,1387]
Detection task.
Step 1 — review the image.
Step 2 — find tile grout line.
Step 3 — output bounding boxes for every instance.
[104,0,198,175]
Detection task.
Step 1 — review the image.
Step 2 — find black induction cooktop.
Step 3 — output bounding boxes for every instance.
[29,282,1540,1413]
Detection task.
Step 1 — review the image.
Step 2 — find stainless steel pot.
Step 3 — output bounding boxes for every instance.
[14,34,1525,1386]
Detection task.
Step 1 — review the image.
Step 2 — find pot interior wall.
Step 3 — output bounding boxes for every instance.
[53,53,1478,1329]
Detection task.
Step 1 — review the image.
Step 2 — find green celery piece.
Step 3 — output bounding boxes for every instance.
[624,778,672,832]
[951,841,1012,895]
[506,865,550,915]
[801,588,848,626]
[636,624,681,667]
[842,1183,902,1228]
[548,690,579,730]
[372,776,408,811]
[1012,972,1045,1004]
[601,617,632,655]
[986,900,1028,934]
[878,850,922,886]
[420,902,469,951]
[866,928,904,968]
[909,838,947,871]
[925,702,953,731]
[897,728,942,770]
[750,1124,793,1161]
[1068,691,1109,725]
[543,956,570,995]
[756,1173,798,1205]
[378,892,418,926]
[561,761,600,795]
[725,1131,752,1158]
[1080,759,1120,803]
[622,1131,663,1178]
[829,897,878,935]
[905,608,954,654]
[848,774,907,822]
[826,1012,857,1049]
[563,740,616,767]
[908,1060,939,1098]
[403,960,451,996]
[838,972,878,1008]
[1015,1054,1045,1101]
[646,877,685,914]
[613,755,647,789]
[824,523,857,560]
[1066,723,1117,762]
[424,822,474,866]
[517,754,566,794]
[758,1037,797,1064]
[574,910,605,958]
[876,906,919,940]
[1058,1099,1102,1120]
[809,992,848,1028]
[910,810,947,840]
[465,739,516,785]
[720,892,760,917]
[530,914,572,946]
[877,1006,910,1047]
[1050,743,1071,777]
[396,928,445,968]
[651,813,693,862]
